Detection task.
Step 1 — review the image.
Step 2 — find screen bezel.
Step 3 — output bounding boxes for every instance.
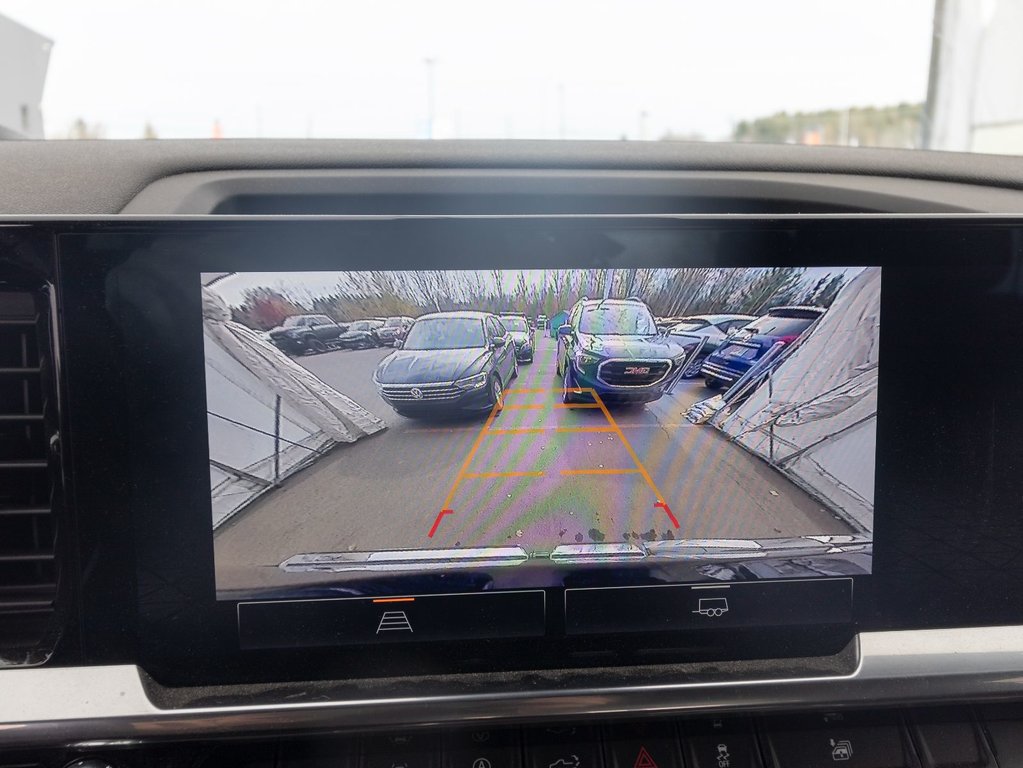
[43,215,1023,685]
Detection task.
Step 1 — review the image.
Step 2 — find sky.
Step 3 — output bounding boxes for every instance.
[1,0,935,141]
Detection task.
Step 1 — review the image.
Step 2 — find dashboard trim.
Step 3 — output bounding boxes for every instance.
[2,626,1023,747]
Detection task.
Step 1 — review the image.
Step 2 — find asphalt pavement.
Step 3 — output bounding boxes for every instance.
[213,335,854,592]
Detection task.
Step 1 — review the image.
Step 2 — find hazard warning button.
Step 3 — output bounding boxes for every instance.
[604,722,684,768]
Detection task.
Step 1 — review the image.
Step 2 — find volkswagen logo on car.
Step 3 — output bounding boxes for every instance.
[410,387,424,399]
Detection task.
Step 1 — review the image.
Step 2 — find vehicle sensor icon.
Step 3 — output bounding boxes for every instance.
[693,597,729,617]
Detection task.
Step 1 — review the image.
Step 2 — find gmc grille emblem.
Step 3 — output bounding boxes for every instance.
[624,366,651,375]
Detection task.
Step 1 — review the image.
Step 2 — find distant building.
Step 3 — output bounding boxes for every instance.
[0,14,52,139]
[924,0,1023,154]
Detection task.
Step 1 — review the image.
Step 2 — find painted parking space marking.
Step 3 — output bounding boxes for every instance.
[431,386,677,539]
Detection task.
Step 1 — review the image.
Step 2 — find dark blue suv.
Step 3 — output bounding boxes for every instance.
[701,306,825,389]
[556,298,689,404]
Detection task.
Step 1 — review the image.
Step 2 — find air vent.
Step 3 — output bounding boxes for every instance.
[0,289,58,665]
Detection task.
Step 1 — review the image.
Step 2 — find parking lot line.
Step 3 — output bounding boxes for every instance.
[438,395,505,513]
[488,426,614,435]
[560,468,641,476]
[590,391,670,509]
[434,385,678,540]
[462,471,544,479]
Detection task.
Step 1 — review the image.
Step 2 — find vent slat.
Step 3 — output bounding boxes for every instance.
[0,288,57,664]
[0,460,47,469]
[0,553,55,563]
[0,601,53,611]
[0,508,50,517]
[0,584,56,595]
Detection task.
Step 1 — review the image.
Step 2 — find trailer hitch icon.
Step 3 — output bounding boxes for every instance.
[693,597,729,618]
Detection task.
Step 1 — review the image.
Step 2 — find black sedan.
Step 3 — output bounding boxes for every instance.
[336,319,386,349]
[372,311,518,417]
[499,313,535,362]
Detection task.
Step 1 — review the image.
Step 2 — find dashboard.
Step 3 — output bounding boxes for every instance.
[2,140,1023,768]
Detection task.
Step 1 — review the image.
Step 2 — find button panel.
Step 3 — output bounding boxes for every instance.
[761,711,915,768]
[682,718,761,768]
[444,728,523,768]
[364,732,442,768]
[603,721,684,768]
[238,590,546,649]
[908,708,991,768]
[526,725,604,768]
[53,706,1023,768]
[564,578,852,635]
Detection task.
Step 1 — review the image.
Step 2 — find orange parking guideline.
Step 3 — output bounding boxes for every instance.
[463,471,543,479]
[372,597,415,603]
[560,468,641,476]
[434,385,674,537]
[438,392,506,513]
[590,390,670,505]
[488,426,614,435]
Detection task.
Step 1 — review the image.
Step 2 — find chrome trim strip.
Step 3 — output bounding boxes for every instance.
[2,626,1023,746]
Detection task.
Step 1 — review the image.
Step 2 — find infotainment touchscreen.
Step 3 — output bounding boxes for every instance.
[203,266,878,614]
[45,215,1023,677]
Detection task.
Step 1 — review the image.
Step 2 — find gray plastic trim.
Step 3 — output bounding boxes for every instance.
[2,626,1023,747]
[119,169,1023,215]
[3,139,1023,215]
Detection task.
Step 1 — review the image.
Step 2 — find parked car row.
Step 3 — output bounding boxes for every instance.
[267,314,414,355]
[271,301,825,419]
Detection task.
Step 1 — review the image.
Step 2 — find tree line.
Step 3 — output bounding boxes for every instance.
[229,268,847,330]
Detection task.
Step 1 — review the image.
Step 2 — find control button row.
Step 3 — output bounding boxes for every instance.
[278,706,1012,768]
[239,578,855,649]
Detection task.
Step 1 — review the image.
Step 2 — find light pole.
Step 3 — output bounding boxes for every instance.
[424,57,436,139]
[558,83,566,139]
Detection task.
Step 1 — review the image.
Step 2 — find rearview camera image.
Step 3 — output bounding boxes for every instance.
[203,267,879,598]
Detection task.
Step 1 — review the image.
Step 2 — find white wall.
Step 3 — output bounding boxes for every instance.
[0,14,52,138]
[927,0,1023,154]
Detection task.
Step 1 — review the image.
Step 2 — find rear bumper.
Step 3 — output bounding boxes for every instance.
[701,358,748,385]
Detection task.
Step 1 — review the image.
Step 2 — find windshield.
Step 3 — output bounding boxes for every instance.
[579,304,657,336]
[501,317,528,332]
[402,317,485,350]
[2,2,1020,156]
[384,317,403,327]
[282,316,308,328]
[744,314,819,337]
